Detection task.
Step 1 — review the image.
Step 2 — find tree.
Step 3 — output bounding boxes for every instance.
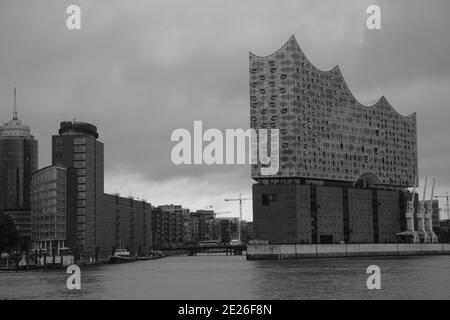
[0,213,19,253]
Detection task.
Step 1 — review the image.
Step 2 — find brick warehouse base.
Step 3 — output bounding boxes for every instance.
[252,182,411,244]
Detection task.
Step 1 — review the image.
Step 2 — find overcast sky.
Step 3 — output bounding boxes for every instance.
[1,0,450,220]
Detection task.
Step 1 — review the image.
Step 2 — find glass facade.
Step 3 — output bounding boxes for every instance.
[250,36,418,187]
[0,120,38,210]
[0,115,38,244]
[30,164,67,254]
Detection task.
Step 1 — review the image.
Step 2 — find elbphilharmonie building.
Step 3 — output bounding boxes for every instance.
[250,36,419,244]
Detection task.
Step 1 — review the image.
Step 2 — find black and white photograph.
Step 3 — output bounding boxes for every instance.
[0,0,450,307]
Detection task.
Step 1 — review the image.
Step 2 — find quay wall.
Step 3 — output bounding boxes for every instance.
[247,243,450,260]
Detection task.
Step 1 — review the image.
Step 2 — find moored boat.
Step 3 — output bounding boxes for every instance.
[108,248,132,263]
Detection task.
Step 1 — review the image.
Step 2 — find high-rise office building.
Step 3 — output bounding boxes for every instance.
[250,37,418,244]
[48,120,151,261]
[0,89,38,243]
[52,121,104,258]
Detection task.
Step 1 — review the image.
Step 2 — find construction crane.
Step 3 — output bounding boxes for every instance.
[224,193,252,243]
[435,192,450,220]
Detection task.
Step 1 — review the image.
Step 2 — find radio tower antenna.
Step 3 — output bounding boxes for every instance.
[13,87,18,120]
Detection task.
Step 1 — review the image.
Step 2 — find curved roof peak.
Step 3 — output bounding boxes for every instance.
[249,34,301,57]
[250,36,413,119]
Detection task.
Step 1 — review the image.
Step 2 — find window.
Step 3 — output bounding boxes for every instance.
[73,137,85,145]
[74,153,85,160]
[73,161,85,168]
[77,176,85,183]
[262,194,277,206]
[74,145,86,152]
[77,200,85,208]
[76,169,86,176]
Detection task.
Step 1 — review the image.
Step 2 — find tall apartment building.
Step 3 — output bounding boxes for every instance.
[0,90,38,244]
[250,36,418,244]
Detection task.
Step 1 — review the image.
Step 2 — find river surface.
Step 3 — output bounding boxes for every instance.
[1,254,449,299]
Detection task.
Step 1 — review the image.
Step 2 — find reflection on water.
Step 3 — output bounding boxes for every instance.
[1,254,449,299]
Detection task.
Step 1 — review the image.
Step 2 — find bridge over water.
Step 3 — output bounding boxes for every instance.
[155,245,247,256]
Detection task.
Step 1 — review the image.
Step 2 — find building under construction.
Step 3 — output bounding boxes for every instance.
[250,36,435,244]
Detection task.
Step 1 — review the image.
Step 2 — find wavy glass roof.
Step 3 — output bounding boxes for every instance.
[249,36,418,187]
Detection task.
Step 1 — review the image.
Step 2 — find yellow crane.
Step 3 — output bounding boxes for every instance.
[224,193,252,243]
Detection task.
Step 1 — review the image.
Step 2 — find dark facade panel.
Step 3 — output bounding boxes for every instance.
[377,190,401,243]
[295,185,311,243]
[348,188,373,243]
[316,186,344,244]
[253,184,298,244]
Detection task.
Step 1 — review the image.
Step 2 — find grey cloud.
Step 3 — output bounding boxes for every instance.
[1,0,449,210]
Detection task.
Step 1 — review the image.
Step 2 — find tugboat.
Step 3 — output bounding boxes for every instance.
[108,248,132,264]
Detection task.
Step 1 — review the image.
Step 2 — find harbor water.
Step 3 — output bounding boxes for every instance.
[1,254,450,299]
